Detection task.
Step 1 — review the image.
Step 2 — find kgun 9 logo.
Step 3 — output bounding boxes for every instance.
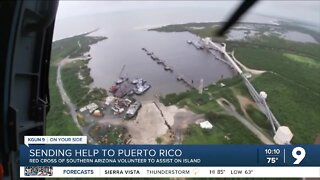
[292,147,306,165]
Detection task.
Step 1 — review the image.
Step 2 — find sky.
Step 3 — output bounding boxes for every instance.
[56,1,320,27]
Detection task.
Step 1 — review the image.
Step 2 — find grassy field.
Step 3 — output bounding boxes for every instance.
[157,21,320,144]
[161,77,262,144]
[46,33,107,135]
[284,53,320,68]
[251,72,320,144]
[229,44,320,94]
[161,76,245,114]
[183,115,261,144]
[227,40,320,143]
[246,105,272,132]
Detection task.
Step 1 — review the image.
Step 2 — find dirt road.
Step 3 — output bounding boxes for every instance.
[56,57,95,143]
[216,98,274,144]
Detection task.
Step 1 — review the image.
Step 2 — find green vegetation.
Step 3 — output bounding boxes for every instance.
[246,105,271,131]
[157,21,320,144]
[228,35,320,60]
[228,35,320,143]
[150,22,225,40]
[46,33,107,135]
[156,137,163,144]
[284,53,320,68]
[231,39,320,143]
[161,76,245,115]
[61,60,107,108]
[89,124,126,144]
[149,22,220,33]
[161,77,262,144]
[251,72,320,144]
[77,114,86,127]
[183,115,261,144]
[46,66,81,135]
[51,30,107,60]
[231,45,320,94]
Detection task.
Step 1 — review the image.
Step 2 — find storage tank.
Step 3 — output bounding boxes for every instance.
[273,126,293,144]
[260,91,267,99]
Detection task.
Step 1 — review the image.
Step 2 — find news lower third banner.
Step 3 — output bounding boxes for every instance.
[20,136,320,178]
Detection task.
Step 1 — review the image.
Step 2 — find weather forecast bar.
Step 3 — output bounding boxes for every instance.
[20,166,320,178]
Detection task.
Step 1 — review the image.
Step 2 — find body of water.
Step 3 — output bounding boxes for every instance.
[53,6,279,100]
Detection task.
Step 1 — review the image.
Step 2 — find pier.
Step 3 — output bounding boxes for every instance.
[187,40,203,49]
[142,48,197,89]
[196,38,282,135]
[142,48,174,73]
[177,76,196,89]
[187,40,236,71]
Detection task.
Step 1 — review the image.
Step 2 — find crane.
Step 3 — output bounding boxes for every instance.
[118,64,126,78]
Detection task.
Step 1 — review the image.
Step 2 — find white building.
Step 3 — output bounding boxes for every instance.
[86,103,99,114]
[200,121,213,129]
[260,91,268,99]
[273,126,293,144]
[105,96,115,106]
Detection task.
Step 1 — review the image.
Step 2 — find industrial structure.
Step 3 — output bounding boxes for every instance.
[198,37,293,144]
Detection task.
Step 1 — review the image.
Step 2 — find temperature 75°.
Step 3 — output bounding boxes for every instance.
[267,157,278,163]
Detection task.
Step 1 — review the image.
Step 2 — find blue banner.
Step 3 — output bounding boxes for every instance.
[20,145,320,166]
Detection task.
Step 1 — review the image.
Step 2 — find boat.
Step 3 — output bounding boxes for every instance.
[164,66,173,72]
[157,60,165,65]
[151,55,158,60]
[146,52,153,55]
[131,78,139,84]
[137,78,146,85]
[125,101,142,119]
[109,85,118,93]
[142,47,146,51]
[177,76,183,81]
[116,78,124,84]
[134,84,151,95]
[187,40,192,44]
[132,78,146,85]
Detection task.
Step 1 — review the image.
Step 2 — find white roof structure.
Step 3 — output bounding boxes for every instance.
[243,72,252,79]
[273,126,293,144]
[105,96,115,105]
[260,91,268,99]
[86,103,99,114]
[200,121,213,129]
[79,107,87,113]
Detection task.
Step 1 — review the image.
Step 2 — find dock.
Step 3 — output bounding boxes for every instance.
[142,48,197,89]
[177,76,196,89]
[142,48,174,73]
[187,40,204,49]
[187,40,235,71]
[114,81,134,98]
